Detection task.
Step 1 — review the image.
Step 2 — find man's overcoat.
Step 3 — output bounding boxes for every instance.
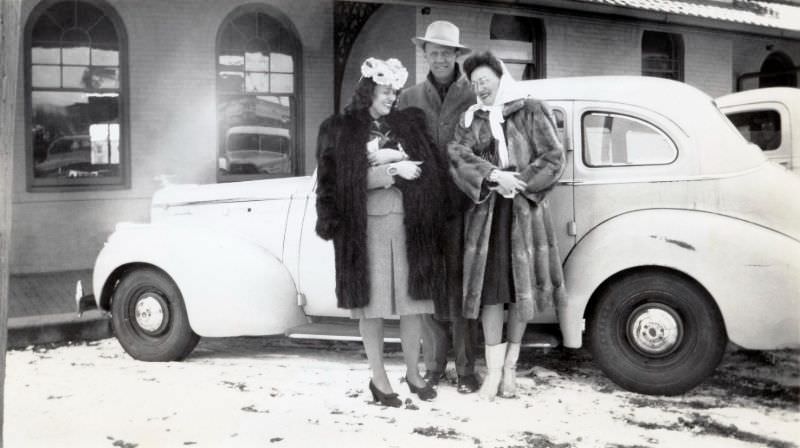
[397,67,476,320]
[448,98,567,321]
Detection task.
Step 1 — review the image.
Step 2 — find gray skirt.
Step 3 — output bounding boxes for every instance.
[350,211,435,319]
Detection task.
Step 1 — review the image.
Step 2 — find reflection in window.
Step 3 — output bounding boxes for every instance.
[490,15,544,80]
[27,0,125,187]
[217,9,300,181]
[642,31,683,81]
[726,110,782,151]
[583,113,677,167]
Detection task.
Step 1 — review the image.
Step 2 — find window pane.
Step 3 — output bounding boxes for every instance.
[583,113,676,166]
[725,110,782,151]
[219,71,244,93]
[270,74,293,93]
[552,109,566,145]
[245,72,268,93]
[76,1,103,29]
[62,66,90,88]
[91,67,119,89]
[88,16,119,48]
[490,15,532,41]
[504,63,526,81]
[245,39,269,72]
[31,14,63,42]
[62,44,90,65]
[32,44,60,64]
[32,91,121,179]
[270,53,293,72]
[32,65,61,88]
[642,31,681,81]
[218,96,293,176]
[91,47,118,66]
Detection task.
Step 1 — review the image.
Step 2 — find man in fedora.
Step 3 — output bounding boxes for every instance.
[398,20,480,394]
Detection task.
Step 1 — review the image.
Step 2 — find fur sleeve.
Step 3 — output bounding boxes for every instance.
[518,100,565,204]
[315,116,340,240]
[447,116,495,204]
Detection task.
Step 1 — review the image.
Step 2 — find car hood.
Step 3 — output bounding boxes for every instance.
[152,176,312,208]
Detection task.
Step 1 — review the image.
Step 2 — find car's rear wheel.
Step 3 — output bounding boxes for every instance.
[588,270,726,395]
[111,267,199,361]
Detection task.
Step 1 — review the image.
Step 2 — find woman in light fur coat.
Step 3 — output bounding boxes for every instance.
[447,51,567,400]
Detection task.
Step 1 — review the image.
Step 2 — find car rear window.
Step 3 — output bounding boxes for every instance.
[725,109,781,151]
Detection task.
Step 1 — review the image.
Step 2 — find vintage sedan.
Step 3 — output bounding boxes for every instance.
[81,76,800,396]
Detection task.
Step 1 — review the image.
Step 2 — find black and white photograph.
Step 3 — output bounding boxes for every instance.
[0,0,798,446]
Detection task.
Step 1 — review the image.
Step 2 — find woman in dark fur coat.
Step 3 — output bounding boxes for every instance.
[448,52,566,401]
[315,57,449,406]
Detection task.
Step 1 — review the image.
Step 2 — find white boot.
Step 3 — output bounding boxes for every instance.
[499,342,521,398]
[479,342,507,401]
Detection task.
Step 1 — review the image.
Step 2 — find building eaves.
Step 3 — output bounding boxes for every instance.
[571,0,800,32]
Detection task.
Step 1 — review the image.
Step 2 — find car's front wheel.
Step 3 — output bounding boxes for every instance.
[588,270,726,395]
[111,267,199,361]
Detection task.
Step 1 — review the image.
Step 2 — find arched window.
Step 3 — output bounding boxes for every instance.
[641,30,683,81]
[490,15,544,80]
[216,7,302,182]
[759,52,797,88]
[26,0,127,189]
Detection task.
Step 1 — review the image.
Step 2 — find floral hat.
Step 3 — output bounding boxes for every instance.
[360,57,408,91]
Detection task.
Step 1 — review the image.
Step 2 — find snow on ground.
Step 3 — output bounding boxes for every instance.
[4,337,799,448]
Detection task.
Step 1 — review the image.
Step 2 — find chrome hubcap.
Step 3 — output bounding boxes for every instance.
[134,295,166,333]
[627,304,682,357]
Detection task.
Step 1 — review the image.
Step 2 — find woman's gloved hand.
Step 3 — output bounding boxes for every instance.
[368,148,406,166]
[388,160,422,181]
[489,169,526,198]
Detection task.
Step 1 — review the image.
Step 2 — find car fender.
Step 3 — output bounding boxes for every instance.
[559,209,800,350]
[93,222,308,337]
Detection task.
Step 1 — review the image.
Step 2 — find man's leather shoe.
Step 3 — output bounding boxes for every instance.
[457,374,481,394]
[423,370,446,386]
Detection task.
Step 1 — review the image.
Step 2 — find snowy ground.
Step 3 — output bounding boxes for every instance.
[4,337,799,448]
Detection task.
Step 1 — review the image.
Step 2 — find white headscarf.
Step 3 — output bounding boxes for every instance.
[462,59,528,168]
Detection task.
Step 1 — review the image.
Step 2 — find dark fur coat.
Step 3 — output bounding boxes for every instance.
[315,107,450,312]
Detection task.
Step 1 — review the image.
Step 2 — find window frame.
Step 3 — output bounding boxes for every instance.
[24,0,130,192]
[581,111,679,168]
[489,14,545,80]
[215,4,304,183]
[641,30,684,82]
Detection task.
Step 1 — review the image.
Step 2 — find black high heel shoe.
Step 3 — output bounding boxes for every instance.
[369,380,402,407]
[406,377,437,401]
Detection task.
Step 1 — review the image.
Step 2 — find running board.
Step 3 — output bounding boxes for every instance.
[286,320,401,343]
[286,319,560,348]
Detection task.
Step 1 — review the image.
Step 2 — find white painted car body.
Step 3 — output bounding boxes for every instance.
[92,76,800,352]
[717,87,800,174]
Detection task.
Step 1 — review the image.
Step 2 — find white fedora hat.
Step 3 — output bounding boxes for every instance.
[411,20,470,53]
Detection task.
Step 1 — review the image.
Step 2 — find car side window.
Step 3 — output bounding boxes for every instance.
[725,110,781,151]
[551,108,568,147]
[582,112,677,167]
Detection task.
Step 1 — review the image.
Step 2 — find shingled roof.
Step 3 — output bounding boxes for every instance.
[573,0,800,31]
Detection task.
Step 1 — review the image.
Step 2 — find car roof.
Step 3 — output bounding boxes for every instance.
[513,76,764,175]
[715,87,800,110]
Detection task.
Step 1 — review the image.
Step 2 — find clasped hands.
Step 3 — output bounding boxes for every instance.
[489,169,526,198]
[368,148,422,181]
